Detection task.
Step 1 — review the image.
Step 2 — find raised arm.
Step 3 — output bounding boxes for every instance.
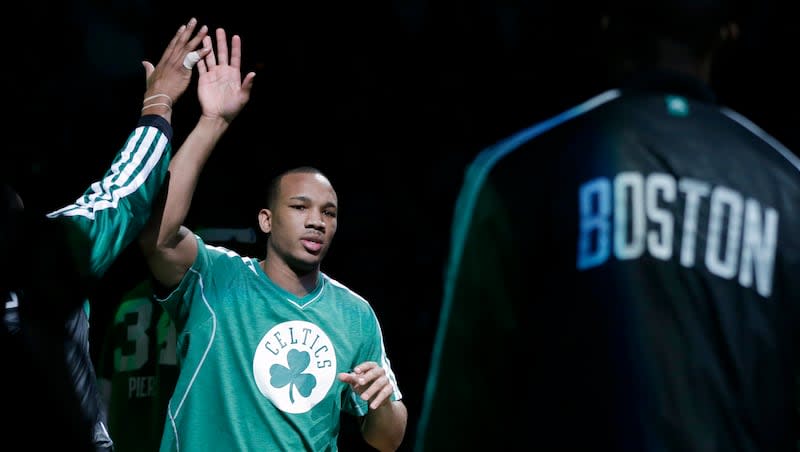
[44,18,210,278]
[139,28,256,289]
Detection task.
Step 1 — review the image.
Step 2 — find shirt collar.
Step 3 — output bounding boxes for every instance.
[619,69,717,104]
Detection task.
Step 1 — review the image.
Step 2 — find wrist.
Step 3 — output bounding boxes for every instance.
[198,113,231,131]
[143,93,173,105]
[141,94,174,119]
[141,103,172,118]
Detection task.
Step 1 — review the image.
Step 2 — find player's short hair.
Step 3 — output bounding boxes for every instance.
[264,166,329,210]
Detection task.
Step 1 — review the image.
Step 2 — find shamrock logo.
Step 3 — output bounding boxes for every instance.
[253,321,336,413]
[269,349,317,404]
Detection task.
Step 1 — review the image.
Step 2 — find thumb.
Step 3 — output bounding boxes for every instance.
[141,61,155,79]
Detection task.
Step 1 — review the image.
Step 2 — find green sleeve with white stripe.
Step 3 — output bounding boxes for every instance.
[46,115,173,278]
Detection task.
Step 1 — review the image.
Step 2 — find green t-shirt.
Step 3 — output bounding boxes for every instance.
[98,280,178,452]
[157,238,402,451]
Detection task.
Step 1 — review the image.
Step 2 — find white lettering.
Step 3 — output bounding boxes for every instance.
[614,172,646,260]
[705,186,743,279]
[645,173,676,260]
[738,199,779,297]
[678,178,710,268]
[576,172,778,298]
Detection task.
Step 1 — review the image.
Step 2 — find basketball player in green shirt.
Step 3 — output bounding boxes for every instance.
[138,27,407,452]
[97,279,178,452]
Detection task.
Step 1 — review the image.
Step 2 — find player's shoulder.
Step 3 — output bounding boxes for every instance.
[195,239,266,283]
[471,89,622,174]
[202,240,241,256]
[199,238,256,265]
[322,273,373,309]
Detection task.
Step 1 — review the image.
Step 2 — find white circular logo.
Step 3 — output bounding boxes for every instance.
[252,320,337,413]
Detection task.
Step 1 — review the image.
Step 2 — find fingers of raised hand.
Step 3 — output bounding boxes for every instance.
[184,23,209,54]
[230,35,243,69]
[176,18,198,47]
[165,19,192,52]
[196,36,213,73]
[168,18,204,55]
[205,33,218,68]
[215,28,229,66]
[158,18,209,72]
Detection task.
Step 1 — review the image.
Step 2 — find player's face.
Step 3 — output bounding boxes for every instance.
[262,172,338,273]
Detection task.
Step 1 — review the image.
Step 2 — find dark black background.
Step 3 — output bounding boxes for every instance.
[9,1,797,450]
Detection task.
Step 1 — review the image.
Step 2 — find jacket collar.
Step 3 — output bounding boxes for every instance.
[620,69,717,104]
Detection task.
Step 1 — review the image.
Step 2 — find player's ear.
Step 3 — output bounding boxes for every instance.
[258,209,272,234]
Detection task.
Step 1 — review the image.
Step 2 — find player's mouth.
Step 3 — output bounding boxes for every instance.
[301,238,323,253]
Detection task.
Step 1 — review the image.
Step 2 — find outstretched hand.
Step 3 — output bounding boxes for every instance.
[338,362,395,410]
[196,28,257,124]
[142,17,211,105]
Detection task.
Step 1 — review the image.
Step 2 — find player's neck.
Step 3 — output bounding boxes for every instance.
[654,38,713,84]
[260,257,320,297]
